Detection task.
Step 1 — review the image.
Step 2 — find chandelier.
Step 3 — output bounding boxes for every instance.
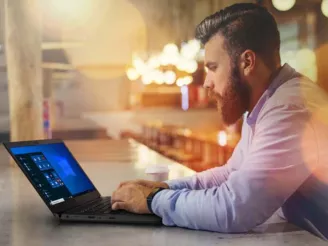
[126,39,204,87]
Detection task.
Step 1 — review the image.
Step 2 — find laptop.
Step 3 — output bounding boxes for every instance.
[3,139,162,224]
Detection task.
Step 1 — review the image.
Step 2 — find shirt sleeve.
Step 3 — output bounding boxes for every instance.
[152,104,318,232]
[165,138,244,190]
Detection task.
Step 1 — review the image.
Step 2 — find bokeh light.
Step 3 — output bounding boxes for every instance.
[272,0,296,11]
[322,0,328,17]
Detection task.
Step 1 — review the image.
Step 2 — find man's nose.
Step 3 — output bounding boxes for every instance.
[203,75,213,90]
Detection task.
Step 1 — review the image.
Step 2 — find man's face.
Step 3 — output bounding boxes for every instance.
[204,34,250,125]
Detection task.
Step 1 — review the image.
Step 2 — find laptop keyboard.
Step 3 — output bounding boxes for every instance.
[69,197,126,215]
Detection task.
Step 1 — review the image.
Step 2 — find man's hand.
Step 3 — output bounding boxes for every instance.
[111,183,154,214]
[117,179,169,190]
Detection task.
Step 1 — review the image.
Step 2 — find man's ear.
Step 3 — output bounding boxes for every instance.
[240,49,256,77]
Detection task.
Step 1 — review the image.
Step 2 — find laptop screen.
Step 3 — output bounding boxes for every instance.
[9,142,96,206]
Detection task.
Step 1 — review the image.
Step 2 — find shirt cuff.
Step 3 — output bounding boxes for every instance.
[151,189,173,217]
[151,189,171,217]
[151,188,189,227]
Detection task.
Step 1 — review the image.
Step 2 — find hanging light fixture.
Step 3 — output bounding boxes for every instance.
[133,57,148,75]
[147,56,161,69]
[126,68,139,81]
[164,71,176,85]
[141,74,152,85]
[272,0,295,11]
[217,131,227,147]
[153,70,165,85]
[185,60,198,74]
[322,0,328,17]
[163,43,179,55]
[127,38,201,86]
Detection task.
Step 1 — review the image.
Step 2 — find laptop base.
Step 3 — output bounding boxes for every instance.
[60,213,162,225]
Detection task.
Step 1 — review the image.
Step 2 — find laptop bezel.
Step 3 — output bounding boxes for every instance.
[3,139,101,214]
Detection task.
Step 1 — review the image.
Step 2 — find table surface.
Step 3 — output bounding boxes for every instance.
[0,139,325,246]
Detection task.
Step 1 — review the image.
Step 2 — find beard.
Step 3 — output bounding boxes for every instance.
[210,64,250,126]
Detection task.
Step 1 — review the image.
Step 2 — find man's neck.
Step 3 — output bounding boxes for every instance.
[248,64,282,112]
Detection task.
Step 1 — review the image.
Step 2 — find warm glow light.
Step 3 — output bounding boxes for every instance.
[322,0,328,17]
[183,76,193,85]
[160,52,180,66]
[154,70,165,84]
[147,56,161,69]
[188,39,201,53]
[176,78,184,87]
[133,57,144,68]
[170,53,180,66]
[133,57,148,75]
[160,53,171,66]
[177,57,190,71]
[185,60,198,73]
[272,0,295,11]
[181,40,201,59]
[155,80,165,85]
[126,68,139,80]
[183,129,192,136]
[198,49,205,60]
[163,43,179,55]
[176,76,193,86]
[164,71,176,85]
[217,131,227,146]
[181,44,195,60]
[142,74,152,85]
[177,59,186,71]
[181,44,191,59]
[177,58,198,73]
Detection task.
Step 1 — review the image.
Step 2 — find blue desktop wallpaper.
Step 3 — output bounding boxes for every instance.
[11,143,95,196]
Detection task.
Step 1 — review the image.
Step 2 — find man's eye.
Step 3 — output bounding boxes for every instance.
[209,66,217,71]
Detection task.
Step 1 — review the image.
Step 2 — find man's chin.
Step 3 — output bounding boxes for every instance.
[217,101,242,125]
[222,118,238,126]
[221,110,242,126]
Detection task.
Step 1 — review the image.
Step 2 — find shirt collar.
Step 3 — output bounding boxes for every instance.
[246,63,300,126]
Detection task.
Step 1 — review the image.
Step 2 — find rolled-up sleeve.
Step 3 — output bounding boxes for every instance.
[152,104,318,232]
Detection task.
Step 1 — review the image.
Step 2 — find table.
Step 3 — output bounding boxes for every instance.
[0,139,325,246]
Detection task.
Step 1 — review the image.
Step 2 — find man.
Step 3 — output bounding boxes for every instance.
[112,3,328,238]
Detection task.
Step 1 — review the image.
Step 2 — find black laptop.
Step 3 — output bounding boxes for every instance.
[3,139,162,224]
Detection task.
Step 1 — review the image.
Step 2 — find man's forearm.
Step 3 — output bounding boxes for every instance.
[165,164,231,190]
[164,137,244,190]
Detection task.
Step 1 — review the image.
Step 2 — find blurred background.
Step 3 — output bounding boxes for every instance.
[1,0,328,170]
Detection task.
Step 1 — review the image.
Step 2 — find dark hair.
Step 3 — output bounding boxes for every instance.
[195,3,281,69]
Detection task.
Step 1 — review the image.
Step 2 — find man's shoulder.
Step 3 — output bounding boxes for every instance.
[266,76,328,110]
[255,76,328,124]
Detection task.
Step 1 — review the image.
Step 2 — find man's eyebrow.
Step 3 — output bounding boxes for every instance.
[205,61,217,68]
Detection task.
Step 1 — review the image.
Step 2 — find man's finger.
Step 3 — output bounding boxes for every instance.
[112,202,128,211]
[118,181,128,188]
[111,191,121,204]
[134,179,148,186]
[118,180,135,188]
